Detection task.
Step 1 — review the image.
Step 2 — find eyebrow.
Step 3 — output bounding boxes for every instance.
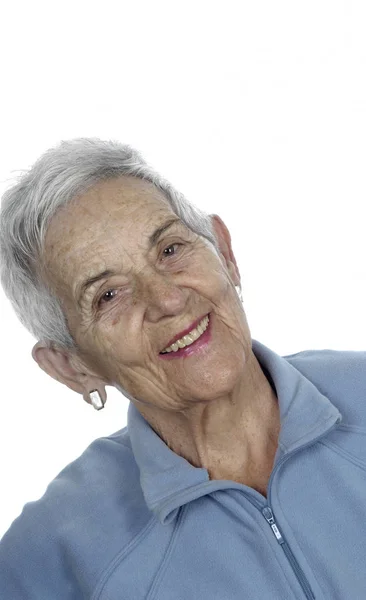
[76,217,181,305]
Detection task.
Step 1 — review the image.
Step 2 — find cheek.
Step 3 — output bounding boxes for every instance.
[100,328,146,368]
[200,259,232,296]
[189,249,228,284]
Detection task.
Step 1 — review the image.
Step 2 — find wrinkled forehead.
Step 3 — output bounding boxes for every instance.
[42,175,176,291]
[45,175,172,239]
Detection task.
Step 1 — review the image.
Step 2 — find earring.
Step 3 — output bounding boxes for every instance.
[235,285,243,303]
[89,389,105,411]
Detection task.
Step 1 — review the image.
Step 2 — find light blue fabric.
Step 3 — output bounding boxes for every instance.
[1,338,366,599]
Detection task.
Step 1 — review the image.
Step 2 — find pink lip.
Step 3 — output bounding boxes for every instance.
[160,313,209,352]
[159,313,212,360]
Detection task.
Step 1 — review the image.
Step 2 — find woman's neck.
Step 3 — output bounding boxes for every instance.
[135,351,281,490]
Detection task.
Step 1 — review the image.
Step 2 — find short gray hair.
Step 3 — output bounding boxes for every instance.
[0,137,218,350]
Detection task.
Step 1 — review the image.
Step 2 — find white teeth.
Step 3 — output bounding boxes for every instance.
[190,329,201,341]
[161,315,210,353]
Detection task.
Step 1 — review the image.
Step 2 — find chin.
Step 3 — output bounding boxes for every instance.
[185,360,244,402]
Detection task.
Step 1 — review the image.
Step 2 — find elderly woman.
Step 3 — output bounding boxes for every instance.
[0,139,365,600]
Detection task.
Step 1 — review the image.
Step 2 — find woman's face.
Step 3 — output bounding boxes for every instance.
[43,176,252,411]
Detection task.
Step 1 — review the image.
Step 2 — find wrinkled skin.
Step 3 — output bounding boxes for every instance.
[33,176,280,494]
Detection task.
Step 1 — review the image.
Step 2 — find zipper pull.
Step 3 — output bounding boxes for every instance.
[262,506,284,544]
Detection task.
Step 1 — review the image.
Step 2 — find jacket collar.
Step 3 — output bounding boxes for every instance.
[127,338,342,524]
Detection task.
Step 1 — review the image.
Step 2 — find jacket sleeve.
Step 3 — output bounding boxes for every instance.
[0,502,81,600]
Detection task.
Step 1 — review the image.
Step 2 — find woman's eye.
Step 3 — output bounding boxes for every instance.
[162,243,182,258]
[97,289,118,307]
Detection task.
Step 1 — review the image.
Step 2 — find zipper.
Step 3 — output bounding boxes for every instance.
[262,506,315,600]
[248,416,342,599]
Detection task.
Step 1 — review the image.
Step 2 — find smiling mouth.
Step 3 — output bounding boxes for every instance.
[160,314,210,354]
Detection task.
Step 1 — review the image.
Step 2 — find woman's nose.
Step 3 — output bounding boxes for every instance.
[141,270,187,322]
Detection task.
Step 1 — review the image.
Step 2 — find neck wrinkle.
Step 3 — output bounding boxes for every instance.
[137,355,280,484]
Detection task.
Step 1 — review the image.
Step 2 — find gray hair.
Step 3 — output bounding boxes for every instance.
[0,137,218,351]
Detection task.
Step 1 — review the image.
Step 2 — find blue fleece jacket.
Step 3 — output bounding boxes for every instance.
[1,338,366,599]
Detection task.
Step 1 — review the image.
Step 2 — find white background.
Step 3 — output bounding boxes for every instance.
[1,0,366,538]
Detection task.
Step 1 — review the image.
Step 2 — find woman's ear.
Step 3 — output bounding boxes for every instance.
[209,214,241,287]
[31,342,108,405]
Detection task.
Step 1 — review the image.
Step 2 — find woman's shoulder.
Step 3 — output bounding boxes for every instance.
[0,424,153,599]
[5,424,150,530]
[284,346,366,423]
